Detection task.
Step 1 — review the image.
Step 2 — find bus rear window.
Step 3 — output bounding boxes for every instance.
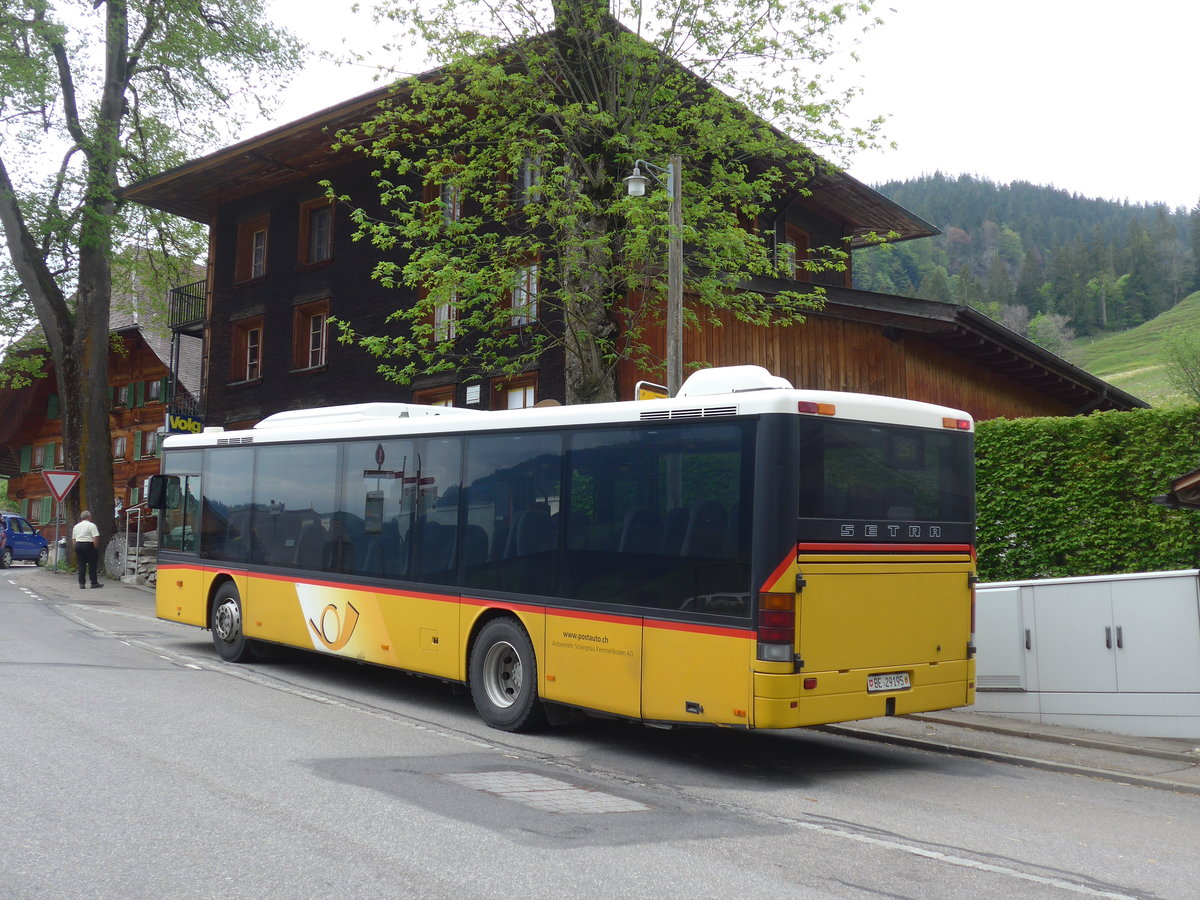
[798,420,973,523]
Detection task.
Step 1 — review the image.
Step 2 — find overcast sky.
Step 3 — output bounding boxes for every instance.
[267,0,1200,210]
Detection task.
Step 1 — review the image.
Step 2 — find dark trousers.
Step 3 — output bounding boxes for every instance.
[76,542,99,586]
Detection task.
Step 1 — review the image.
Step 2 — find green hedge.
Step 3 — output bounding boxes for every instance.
[975,406,1200,582]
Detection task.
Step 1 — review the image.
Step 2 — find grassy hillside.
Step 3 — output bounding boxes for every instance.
[1071,291,1200,406]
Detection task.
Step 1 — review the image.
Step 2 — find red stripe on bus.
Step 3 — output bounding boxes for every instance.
[460,596,547,616]
[547,607,641,627]
[797,543,974,554]
[760,551,797,592]
[644,619,752,639]
[248,570,459,605]
[156,565,748,636]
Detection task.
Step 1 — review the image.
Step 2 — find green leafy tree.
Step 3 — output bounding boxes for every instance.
[1190,198,1200,292]
[918,266,951,303]
[1161,330,1200,403]
[333,0,885,403]
[0,1,300,550]
[1027,311,1074,356]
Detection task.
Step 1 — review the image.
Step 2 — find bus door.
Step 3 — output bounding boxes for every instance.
[150,450,206,627]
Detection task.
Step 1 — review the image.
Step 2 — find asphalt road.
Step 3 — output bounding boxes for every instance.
[3,566,1196,899]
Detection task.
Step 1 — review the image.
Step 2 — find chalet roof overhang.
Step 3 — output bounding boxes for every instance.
[747,279,1148,414]
[122,84,397,222]
[1153,468,1200,510]
[121,75,935,246]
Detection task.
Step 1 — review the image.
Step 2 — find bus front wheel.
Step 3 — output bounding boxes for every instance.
[469,618,545,732]
[211,582,256,663]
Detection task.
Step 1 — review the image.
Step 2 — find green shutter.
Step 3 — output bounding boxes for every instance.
[19,445,31,473]
[133,430,143,459]
[108,386,114,406]
[40,496,52,523]
[130,486,140,505]
[47,394,60,419]
[160,377,170,404]
[44,441,55,469]
[135,381,145,407]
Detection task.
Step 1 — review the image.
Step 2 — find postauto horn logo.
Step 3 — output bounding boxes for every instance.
[296,584,362,653]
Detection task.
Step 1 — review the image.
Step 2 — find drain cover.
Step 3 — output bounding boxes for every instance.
[443,771,649,814]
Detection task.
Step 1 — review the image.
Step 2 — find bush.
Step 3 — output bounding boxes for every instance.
[976,406,1200,581]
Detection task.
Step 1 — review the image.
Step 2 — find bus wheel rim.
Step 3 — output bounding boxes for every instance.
[214,599,242,644]
[481,640,521,709]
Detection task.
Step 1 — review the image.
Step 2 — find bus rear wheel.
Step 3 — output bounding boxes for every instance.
[469,618,545,732]
[211,582,256,663]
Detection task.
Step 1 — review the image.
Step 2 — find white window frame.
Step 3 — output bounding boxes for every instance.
[246,326,262,380]
[251,229,267,278]
[511,263,539,327]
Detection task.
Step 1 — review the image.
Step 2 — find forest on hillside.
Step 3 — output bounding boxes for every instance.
[852,173,1200,351]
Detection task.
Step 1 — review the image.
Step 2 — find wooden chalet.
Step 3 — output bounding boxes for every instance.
[121,80,1144,427]
[0,303,201,527]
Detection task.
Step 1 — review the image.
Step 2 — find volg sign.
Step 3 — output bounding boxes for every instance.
[167,411,204,434]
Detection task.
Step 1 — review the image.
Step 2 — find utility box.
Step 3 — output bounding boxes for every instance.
[975,570,1200,738]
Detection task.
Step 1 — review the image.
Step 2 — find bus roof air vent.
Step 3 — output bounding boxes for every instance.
[677,365,793,398]
[638,405,737,421]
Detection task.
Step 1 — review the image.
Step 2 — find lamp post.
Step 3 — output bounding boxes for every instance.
[624,155,683,397]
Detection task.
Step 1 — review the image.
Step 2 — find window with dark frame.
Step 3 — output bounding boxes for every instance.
[781,223,811,282]
[231,317,264,382]
[299,198,333,265]
[414,386,455,407]
[235,215,270,282]
[493,375,537,409]
[292,299,330,371]
[510,262,539,327]
[434,289,457,341]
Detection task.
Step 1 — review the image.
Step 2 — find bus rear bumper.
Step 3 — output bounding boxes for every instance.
[752,660,975,729]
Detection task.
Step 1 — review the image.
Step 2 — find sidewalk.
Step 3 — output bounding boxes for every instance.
[16,564,1200,793]
[823,710,1200,795]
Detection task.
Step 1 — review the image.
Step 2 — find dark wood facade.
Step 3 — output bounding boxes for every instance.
[122,84,1144,427]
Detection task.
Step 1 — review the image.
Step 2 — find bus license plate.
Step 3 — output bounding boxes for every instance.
[867,672,911,693]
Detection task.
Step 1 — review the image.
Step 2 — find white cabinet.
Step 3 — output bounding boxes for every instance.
[1028,577,1200,692]
[975,571,1200,738]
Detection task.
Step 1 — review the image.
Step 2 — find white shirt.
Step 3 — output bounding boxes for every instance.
[72,520,100,543]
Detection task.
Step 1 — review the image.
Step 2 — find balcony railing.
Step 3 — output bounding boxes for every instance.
[168,280,206,329]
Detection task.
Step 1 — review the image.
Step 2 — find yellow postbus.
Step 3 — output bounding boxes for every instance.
[148,365,976,732]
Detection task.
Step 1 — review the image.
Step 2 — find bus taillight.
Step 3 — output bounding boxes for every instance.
[757,591,795,662]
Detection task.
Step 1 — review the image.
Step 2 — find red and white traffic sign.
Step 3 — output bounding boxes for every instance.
[43,470,81,502]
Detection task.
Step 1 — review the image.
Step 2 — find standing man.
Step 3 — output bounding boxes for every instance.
[73,511,103,589]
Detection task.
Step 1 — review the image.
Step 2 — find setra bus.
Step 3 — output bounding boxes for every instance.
[147,365,976,732]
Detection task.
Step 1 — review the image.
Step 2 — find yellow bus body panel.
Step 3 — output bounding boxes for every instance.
[542,610,642,718]
[155,563,210,626]
[641,621,754,725]
[753,548,975,728]
[753,659,975,728]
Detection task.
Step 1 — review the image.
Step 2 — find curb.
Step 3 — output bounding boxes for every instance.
[908,713,1200,764]
[818,723,1200,796]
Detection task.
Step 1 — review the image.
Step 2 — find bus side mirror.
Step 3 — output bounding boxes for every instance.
[146,475,181,510]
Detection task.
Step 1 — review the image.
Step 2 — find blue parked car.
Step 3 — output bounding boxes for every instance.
[0,512,50,567]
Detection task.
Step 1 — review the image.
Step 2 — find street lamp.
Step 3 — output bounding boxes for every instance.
[624,155,683,397]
